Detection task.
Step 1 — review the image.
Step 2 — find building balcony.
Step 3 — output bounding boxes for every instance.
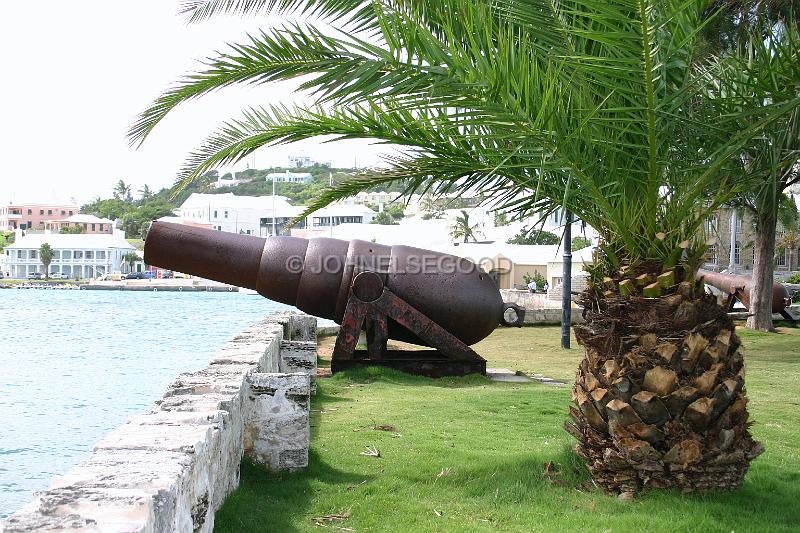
[8,258,111,265]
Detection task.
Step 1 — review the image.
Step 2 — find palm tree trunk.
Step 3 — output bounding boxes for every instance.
[747,213,777,331]
[566,273,762,494]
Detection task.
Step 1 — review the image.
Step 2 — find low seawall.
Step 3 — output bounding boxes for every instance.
[2,312,318,533]
[500,289,585,325]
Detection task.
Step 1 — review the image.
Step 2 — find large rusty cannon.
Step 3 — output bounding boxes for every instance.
[698,269,794,319]
[145,222,523,376]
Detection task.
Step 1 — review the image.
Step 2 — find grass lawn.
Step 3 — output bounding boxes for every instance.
[215,325,800,532]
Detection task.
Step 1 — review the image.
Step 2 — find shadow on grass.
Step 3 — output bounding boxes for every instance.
[214,451,371,533]
[325,365,507,389]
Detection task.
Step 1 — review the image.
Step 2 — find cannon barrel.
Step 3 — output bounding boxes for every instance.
[698,269,791,313]
[145,221,504,346]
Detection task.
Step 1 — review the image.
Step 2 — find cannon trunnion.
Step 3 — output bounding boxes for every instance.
[145,222,523,377]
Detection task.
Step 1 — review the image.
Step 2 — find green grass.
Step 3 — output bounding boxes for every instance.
[0,278,80,285]
[127,238,145,250]
[215,326,800,532]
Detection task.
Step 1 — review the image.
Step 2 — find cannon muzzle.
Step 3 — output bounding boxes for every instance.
[145,222,504,346]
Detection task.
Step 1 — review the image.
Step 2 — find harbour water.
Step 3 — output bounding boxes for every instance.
[0,289,297,518]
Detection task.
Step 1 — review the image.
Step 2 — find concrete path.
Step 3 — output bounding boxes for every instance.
[486,368,566,386]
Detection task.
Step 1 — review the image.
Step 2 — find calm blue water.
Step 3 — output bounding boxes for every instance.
[0,289,297,518]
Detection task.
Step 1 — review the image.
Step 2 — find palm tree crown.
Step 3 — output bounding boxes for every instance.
[133,0,798,279]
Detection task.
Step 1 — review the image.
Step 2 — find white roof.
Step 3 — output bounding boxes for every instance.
[5,232,135,250]
[310,203,377,217]
[57,214,113,224]
[266,171,313,179]
[179,193,296,211]
[453,242,594,266]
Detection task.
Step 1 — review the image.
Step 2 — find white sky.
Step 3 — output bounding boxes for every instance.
[0,1,386,205]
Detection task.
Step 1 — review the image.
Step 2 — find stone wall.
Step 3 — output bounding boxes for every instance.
[2,312,318,533]
[500,289,585,324]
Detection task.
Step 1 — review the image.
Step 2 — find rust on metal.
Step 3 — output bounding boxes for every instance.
[698,269,792,314]
[144,221,520,376]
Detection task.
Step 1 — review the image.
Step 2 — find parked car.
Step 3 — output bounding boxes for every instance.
[26,272,43,280]
[49,272,66,280]
[97,271,123,281]
[161,270,174,279]
[125,272,144,280]
[143,271,156,280]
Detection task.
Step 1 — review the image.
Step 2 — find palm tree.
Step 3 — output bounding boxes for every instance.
[39,243,54,280]
[132,1,799,494]
[122,252,139,274]
[114,180,132,202]
[139,184,153,202]
[449,210,481,243]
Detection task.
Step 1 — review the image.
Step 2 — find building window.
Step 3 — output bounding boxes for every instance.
[214,210,218,218]
[61,210,65,215]
[99,224,104,231]
[69,211,73,216]
[224,211,229,219]
[48,209,53,215]
[62,250,72,260]
[27,209,32,215]
[735,215,744,234]
[39,209,44,215]
[97,251,106,260]
[776,249,787,267]
[705,215,718,234]
[85,251,93,259]
[74,251,83,260]
[707,245,718,264]
[30,250,37,259]
[734,242,741,265]
[91,224,96,231]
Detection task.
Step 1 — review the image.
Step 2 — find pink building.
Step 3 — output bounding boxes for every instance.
[45,214,114,234]
[0,203,79,231]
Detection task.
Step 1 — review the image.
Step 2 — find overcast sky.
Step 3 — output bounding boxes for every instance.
[0,1,386,205]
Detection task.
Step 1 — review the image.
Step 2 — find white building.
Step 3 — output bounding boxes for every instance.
[288,155,313,168]
[1,230,136,279]
[176,193,378,238]
[177,193,305,236]
[213,174,244,189]
[337,191,402,206]
[265,171,314,184]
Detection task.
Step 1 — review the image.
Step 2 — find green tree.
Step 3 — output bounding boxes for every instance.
[710,18,800,330]
[507,229,559,246]
[449,210,481,243]
[122,252,139,273]
[133,0,800,493]
[139,184,153,202]
[371,211,397,225]
[0,231,13,251]
[572,236,592,251]
[60,225,84,234]
[114,180,132,202]
[39,243,54,279]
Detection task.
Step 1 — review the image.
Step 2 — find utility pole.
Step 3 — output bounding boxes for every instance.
[561,210,572,349]
[729,209,737,274]
[271,174,277,237]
